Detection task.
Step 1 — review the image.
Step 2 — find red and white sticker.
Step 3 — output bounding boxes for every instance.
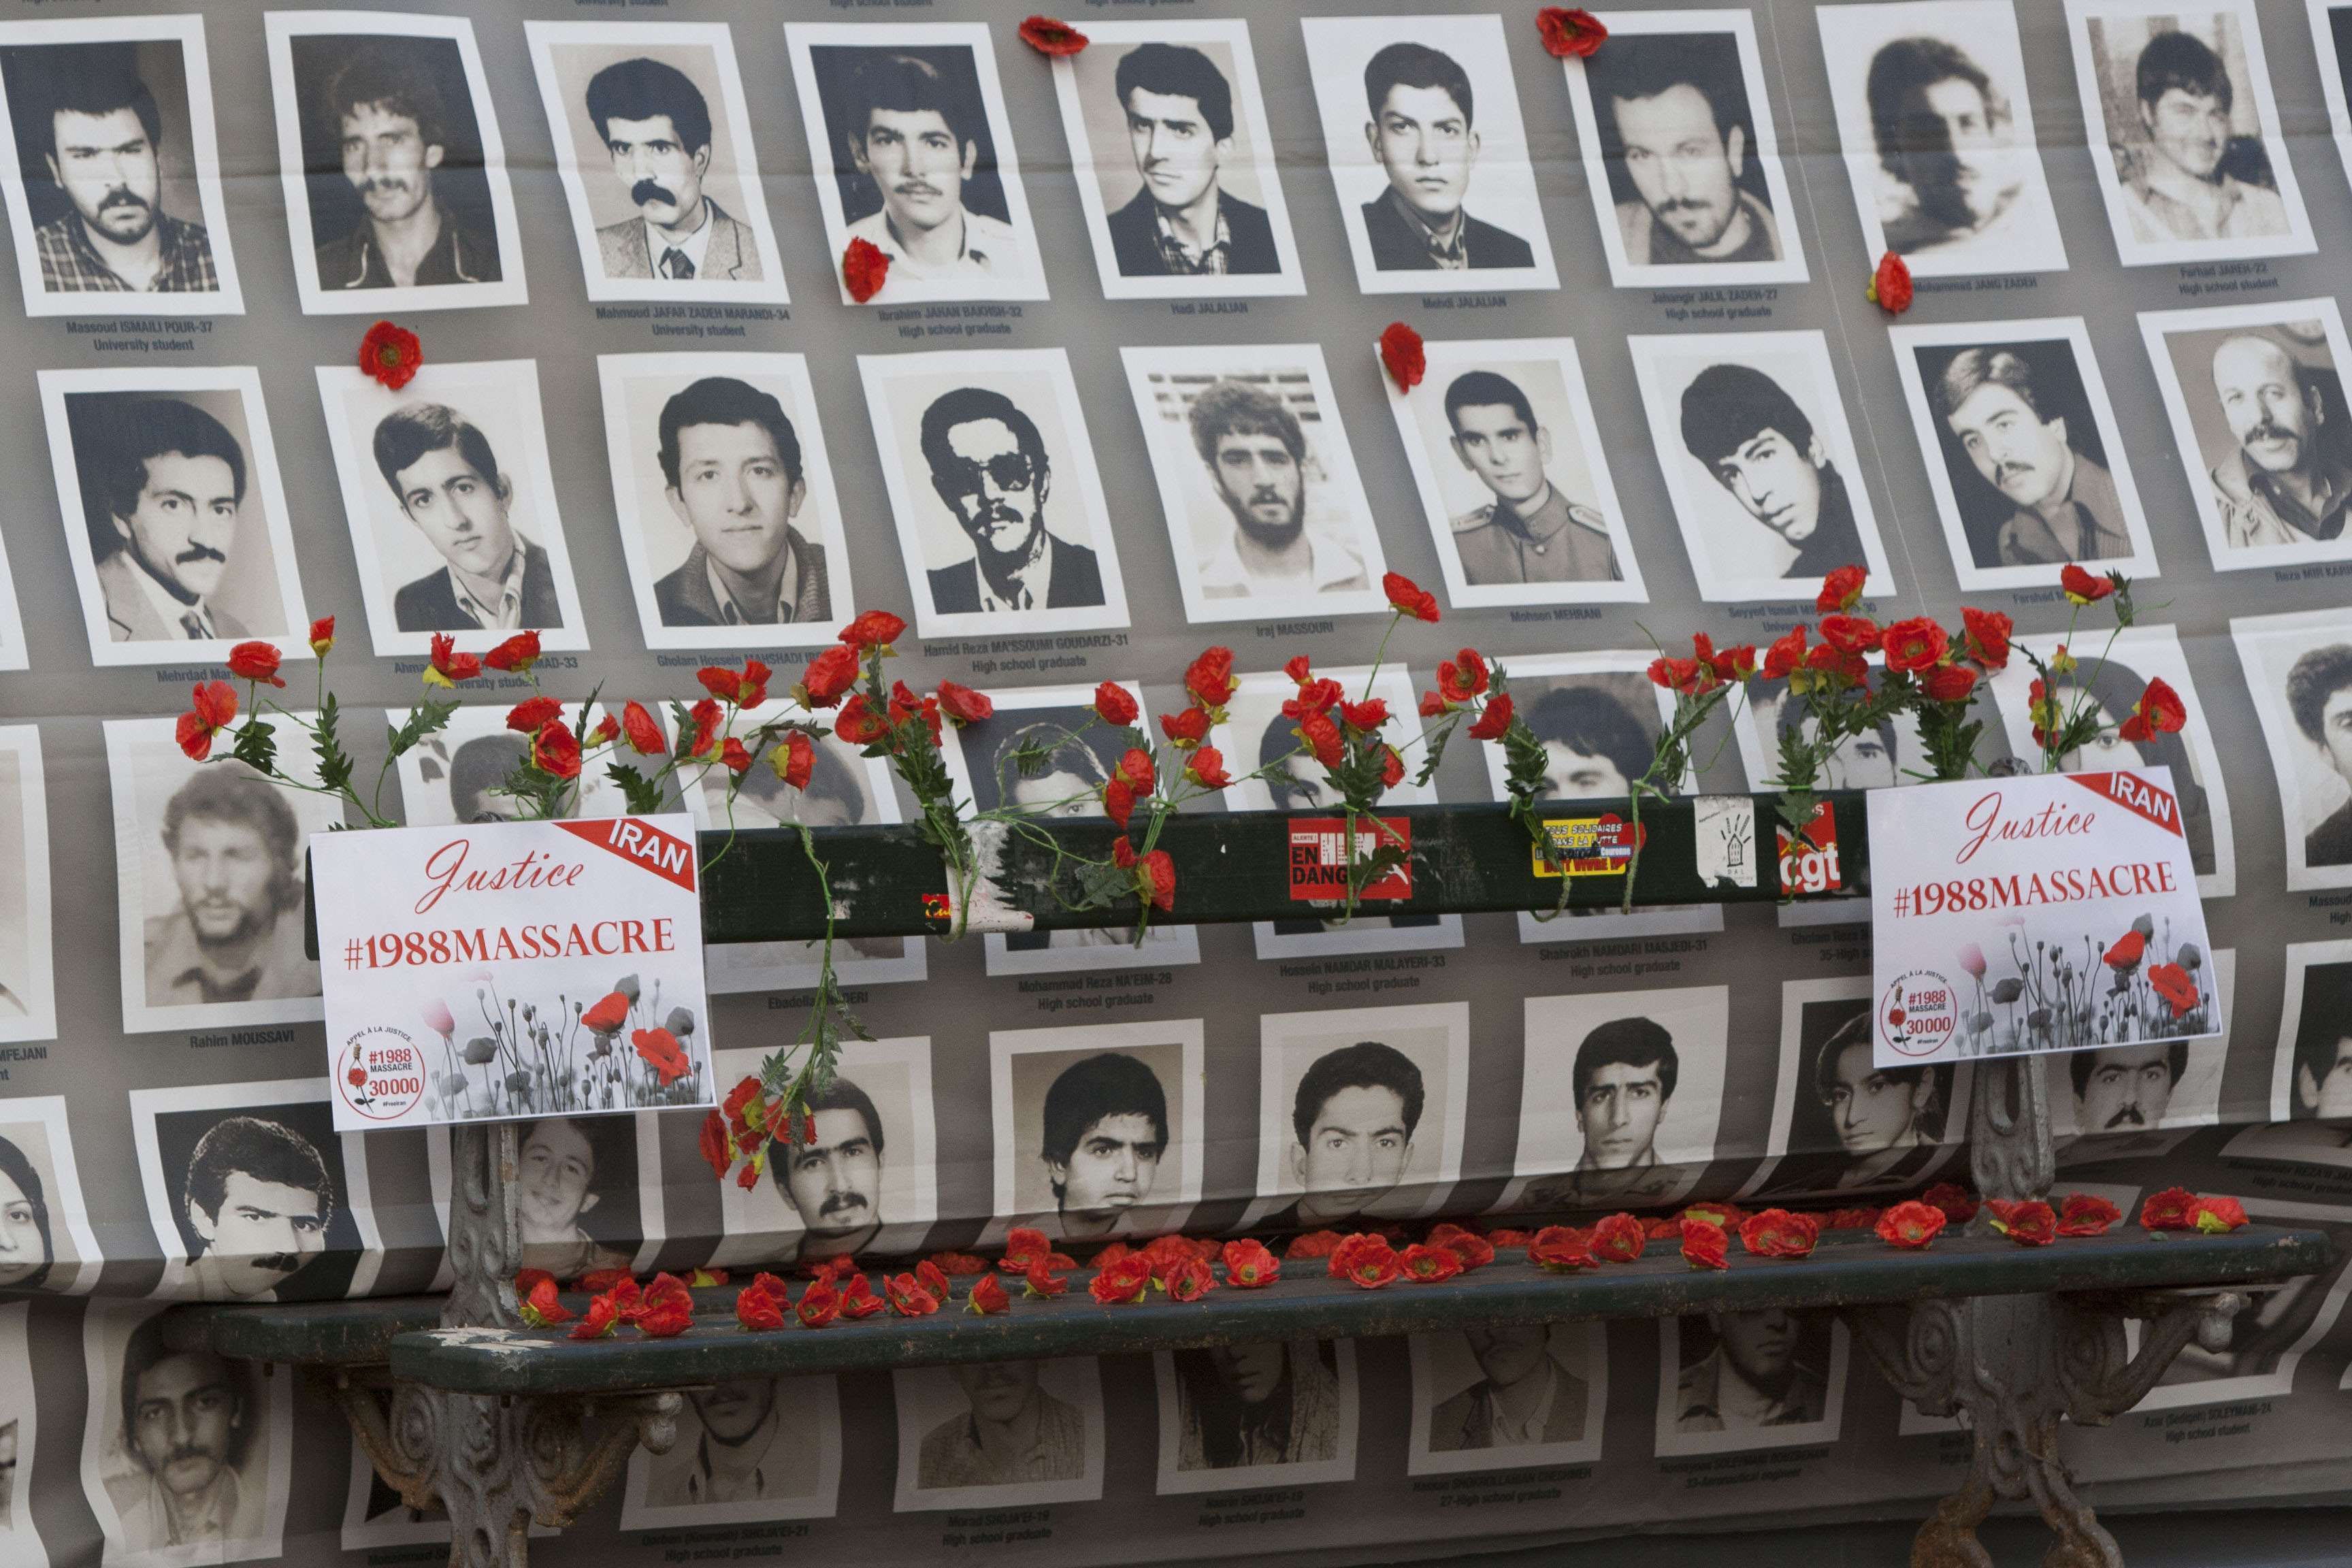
[1287,816,1413,901]
[336,1025,427,1121]
[1778,800,1843,896]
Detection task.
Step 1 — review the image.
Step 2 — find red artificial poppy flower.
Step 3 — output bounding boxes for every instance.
[1101,778,1137,831]
[1536,7,1608,56]
[1648,655,1704,696]
[176,681,239,761]
[1382,571,1441,623]
[2191,1194,2249,1234]
[695,661,764,706]
[1221,1239,1280,1288]
[1139,850,1175,913]
[770,731,813,792]
[1436,651,1491,705]
[1091,681,1139,727]
[1284,653,1316,685]
[1921,1183,1978,1223]
[1185,746,1232,790]
[1708,641,1759,681]
[836,1274,885,1319]
[2119,676,2187,743]
[521,719,576,781]
[1185,646,1238,710]
[518,1273,574,1327]
[965,1272,1011,1316]
[1379,745,1405,789]
[1017,15,1088,54]
[1680,1218,1730,1271]
[504,696,560,735]
[632,1027,691,1085]
[836,693,887,745]
[1919,664,1979,703]
[1000,1228,1054,1273]
[360,320,423,389]
[1486,1228,1533,1248]
[1298,710,1344,768]
[1824,1206,1882,1230]
[841,236,889,302]
[424,632,482,688]
[838,610,906,649]
[1338,698,1388,734]
[1284,1230,1343,1261]
[1333,1234,1402,1290]
[2104,928,2148,969]
[308,616,336,657]
[1165,1256,1217,1303]
[227,640,285,687]
[485,631,541,674]
[1426,1222,1496,1271]
[883,1274,940,1316]
[1379,321,1426,391]
[1160,706,1209,747]
[2146,961,2199,1017]
[715,737,749,774]
[1961,607,2013,670]
[1468,693,1514,742]
[1021,1260,1070,1299]
[568,1293,621,1340]
[1399,1242,1465,1284]
[1867,250,1913,314]
[1089,1254,1154,1305]
[799,644,860,711]
[735,1281,785,1331]
[698,1111,733,1182]
[2056,1192,2123,1237]
[637,1295,694,1338]
[576,1268,633,1296]
[1588,1213,1646,1262]
[2059,563,2116,604]
[1761,626,1808,682]
[1818,615,1882,655]
[936,680,992,728]
[1738,1209,1820,1259]
[1816,564,1868,613]
[1527,1225,1595,1272]
[1881,617,1948,674]
[1876,1200,1948,1250]
[1985,1199,2057,1246]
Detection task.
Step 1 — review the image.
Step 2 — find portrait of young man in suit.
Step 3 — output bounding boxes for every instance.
[371,402,564,634]
[918,385,1102,615]
[585,56,761,283]
[1104,43,1277,278]
[651,376,828,627]
[1357,41,1533,272]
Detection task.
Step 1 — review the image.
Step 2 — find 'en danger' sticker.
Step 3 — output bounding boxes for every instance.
[1287,817,1412,901]
[1531,815,1639,877]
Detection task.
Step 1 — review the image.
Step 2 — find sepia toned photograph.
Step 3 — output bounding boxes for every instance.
[1504,984,1730,1215]
[1298,13,1559,293]
[2140,296,2352,570]
[39,367,312,669]
[1153,1340,1360,1493]
[990,1019,1205,1245]
[1250,1001,1469,1230]
[525,21,785,304]
[598,354,854,651]
[1627,329,1896,602]
[0,728,55,1045]
[1562,9,1808,288]
[0,1096,102,1295]
[1654,1309,1849,1456]
[1124,342,1390,625]
[1407,1322,1606,1473]
[1888,317,2159,589]
[264,10,525,313]
[705,1036,936,1271]
[786,22,1047,304]
[621,1374,840,1526]
[1208,666,1464,961]
[1386,336,1645,608]
[1049,19,1303,299]
[2064,0,2315,265]
[316,358,589,657]
[80,1301,291,1566]
[859,348,1130,638]
[1814,0,2070,276]
[129,1079,380,1304]
[0,15,244,315]
[104,715,342,1034]
[891,1358,1105,1511]
[1742,979,1970,1201]
[2231,608,2352,891]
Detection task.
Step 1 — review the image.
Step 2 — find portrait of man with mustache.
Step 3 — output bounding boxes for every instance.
[308,38,500,291]
[1189,378,1368,602]
[80,397,251,644]
[179,1115,333,1304]
[584,55,761,283]
[917,385,1102,616]
[771,1075,885,1262]
[2068,1039,2190,1140]
[1929,344,2133,569]
[2205,329,2352,551]
[144,766,316,1013]
[1587,33,1782,269]
[10,43,218,294]
[109,1315,269,1553]
[836,50,1019,282]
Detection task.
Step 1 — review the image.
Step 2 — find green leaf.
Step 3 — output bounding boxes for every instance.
[387,698,458,760]
[606,763,664,816]
[312,693,355,795]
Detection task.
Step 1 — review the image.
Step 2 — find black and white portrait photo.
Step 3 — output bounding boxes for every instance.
[1049,19,1303,299]
[1387,338,1642,608]
[1889,318,2157,588]
[0,1096,101,1295]
[1628,330,1895,602]
[0,728,54,1046]
[1299,14,1558,293]
[990,1020,1204,1244]
[2248,946,2352,1152]
[1814,0,2070,276]
[2232,608,2352,891]
[2140,297,2352,569]
[1207,666,1465,961]
[1407,1323,1605,1473]
[707,1036,936,1271]
[2138,1194,2352,1411]
[1124,343,1390,624]
[936,681,1200,977]
[264,10,524,313]
[1471,651,1725,944]
[858,348,1130,638]
[1505,985,1729,1215]
[1655,1309,1848,1456]
[622,1375,840,1526]
[1742,980,1968,1201]
[130,1079,378,1305]
[1154,1341,1360,1493]
[316,358,589,657]
[1987,625,2236,897]
[80,1301,291,1567]
[599,353,854,651]
[0,16,242,314]
[2064,0,2314,265]
[0,1304,38,1560]
[527,22,785,304]
[424,1115,659,1286]
[1561,9,1808,288]
[2309,3,2352,198]
[1250,1002,1469,1231]
[892,1358,1105,1511]
[681,715,924,996]
[786,22,1047,304]
[104,716,340,1034]
[392,702,636,828]
[39,367,311,669]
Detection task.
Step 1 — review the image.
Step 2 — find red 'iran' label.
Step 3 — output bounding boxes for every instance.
[555,817,699,891]
[2063,771,2183,836]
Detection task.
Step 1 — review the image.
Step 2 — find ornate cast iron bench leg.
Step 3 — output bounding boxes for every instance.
[325,1124,683,1568]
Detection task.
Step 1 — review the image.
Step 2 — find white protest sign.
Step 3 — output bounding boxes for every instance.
[312,815,713,1132]
[1867,768,2220,1068]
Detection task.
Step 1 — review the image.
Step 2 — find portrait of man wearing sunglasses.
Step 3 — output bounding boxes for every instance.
[917,385,1103,615]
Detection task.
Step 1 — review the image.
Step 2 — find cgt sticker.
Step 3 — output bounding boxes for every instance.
[1778,800,1843,896]
[1531,814,1639,877]
[1288,817,1412,901]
